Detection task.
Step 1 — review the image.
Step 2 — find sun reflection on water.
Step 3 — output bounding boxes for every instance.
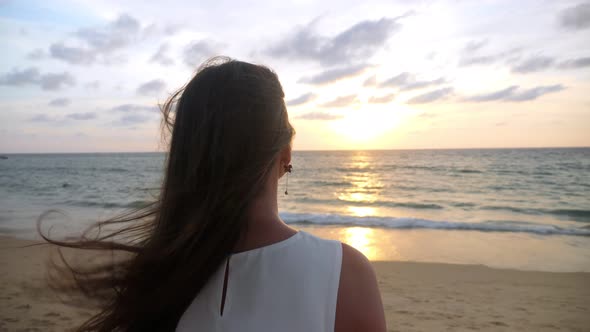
[347,206,376,217]
[342,227,378,260]
[337,153,383,213]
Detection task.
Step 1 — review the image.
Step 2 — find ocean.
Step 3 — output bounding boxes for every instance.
[1,148,589,271]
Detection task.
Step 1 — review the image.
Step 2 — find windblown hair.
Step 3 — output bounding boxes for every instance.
[39,56,295,331]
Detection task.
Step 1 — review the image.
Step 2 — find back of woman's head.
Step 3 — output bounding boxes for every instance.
[156,56,295,272]
[164,57,293,210]
[40,57,295,332]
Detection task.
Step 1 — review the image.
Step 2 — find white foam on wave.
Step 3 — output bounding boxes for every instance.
[279,212,590,236]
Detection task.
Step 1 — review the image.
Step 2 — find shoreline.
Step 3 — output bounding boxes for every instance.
[3,223,590,273]
[1,236,589,331]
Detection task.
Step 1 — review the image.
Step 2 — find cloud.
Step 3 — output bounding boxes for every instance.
[48,98,71,107]
[558,57,590,69]
[295,112,343,120]
[407,87,453,104]
[287,93,316,106]
[505,85,565,101]
[459,55,502,66]
[363,75,376,87]
[111,104,158,112]
[150,43,174,66]
[298,64,369,84]
[76,14,140,52]
[368,93,395,103]
[27,48,45,60]
[458,43,521,67]
[183,40,220,67]
[49,13,170,65]
[28,114,55,123]
[465,86,519,102]
[465,85,565,102]
[137,79,166,96]
[511,55,555,73]
[40,72,75,90]
[66,112,97,120]
[380,72,445,91]
[267,17,402,65]
[50,43,96,65]
[462,39,489,53]
[320,94,357,107]
[85,80,100,89]
[559,2,590,30]
[506,55,590,72]
[163,23,183,36]
[115,114,153,126]
[0,67,39,85]
[0,67,75,90]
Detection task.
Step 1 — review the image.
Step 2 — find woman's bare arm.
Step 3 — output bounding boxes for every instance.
[335,243,387,332]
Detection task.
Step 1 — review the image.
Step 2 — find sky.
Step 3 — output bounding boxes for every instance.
[0,0,589,152]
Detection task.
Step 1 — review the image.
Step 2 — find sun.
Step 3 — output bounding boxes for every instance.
[330,106,405,143]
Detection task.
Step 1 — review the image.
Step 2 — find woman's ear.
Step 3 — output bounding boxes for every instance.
[281,144,292,166]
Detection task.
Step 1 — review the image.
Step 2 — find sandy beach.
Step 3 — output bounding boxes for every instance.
[1,235,589,332]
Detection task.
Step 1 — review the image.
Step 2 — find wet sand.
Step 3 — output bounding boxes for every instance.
[1,236,589,331]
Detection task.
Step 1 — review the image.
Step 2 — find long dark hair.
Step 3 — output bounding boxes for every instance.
[39,56,295,331]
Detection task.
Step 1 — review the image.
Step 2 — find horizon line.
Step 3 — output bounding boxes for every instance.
[1,145,589,155]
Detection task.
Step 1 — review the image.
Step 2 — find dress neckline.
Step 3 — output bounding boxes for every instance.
[230,231,303,258]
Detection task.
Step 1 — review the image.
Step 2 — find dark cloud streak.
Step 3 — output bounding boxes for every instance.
[380,72,445,91]
[511,56,555,73]
[28,114,55,123]
[319,94,357,107]
[462,39,488,53]
[287,93,316,106]
[0,67,39,85]
[465,86,518,102]
[407,87,453,104]
[48,98,71,107]
[26,48,45,60]
[465,85,565,102]
[298,64,368,84]
[267,17,401,65]
[111,104,158,113]
[136,79,166,96]
[40,72,75,90]
[295,112,343,120]
[66,112,97,120]
[183,41,220,67]
[50,43,96,65]
[558,57,590,69]
[559,2,590,30]
[0,67,75,90]
[150,43,174,66]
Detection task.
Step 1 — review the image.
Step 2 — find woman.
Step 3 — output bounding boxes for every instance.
[41,57,386,331]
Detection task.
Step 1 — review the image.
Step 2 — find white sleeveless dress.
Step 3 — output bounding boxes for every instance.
[176,231,343,332]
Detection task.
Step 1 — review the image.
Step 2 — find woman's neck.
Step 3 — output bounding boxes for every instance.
[233,181,297,253]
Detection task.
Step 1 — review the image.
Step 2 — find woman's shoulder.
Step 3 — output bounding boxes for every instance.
[335,243,387,332]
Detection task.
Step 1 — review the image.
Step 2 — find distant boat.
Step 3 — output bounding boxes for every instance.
[0,155,7,159]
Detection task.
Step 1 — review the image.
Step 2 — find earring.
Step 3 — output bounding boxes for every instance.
[284,164,292,195]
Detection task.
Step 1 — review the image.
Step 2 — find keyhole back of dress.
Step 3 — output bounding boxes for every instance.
[220,257,230,316]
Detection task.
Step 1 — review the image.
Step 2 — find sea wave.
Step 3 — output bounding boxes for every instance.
[481,205,590,222]
[279,212,590,236]
[299,197,445,210]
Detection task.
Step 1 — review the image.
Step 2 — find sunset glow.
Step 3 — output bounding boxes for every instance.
[0,1,588,153]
